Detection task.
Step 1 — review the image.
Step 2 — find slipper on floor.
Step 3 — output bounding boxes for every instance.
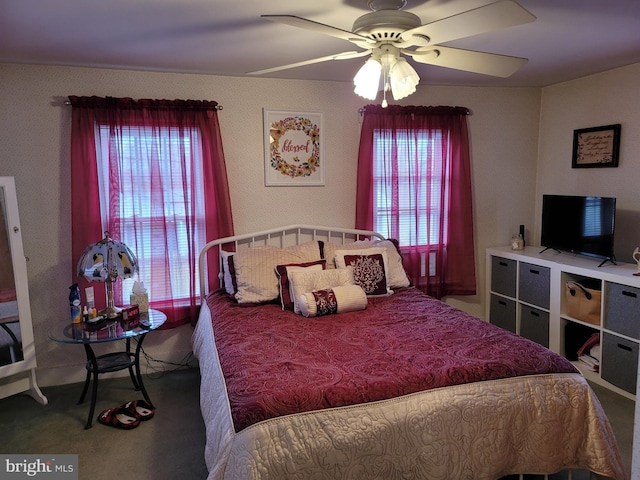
[97,406,140,429]
[123,399,155,421]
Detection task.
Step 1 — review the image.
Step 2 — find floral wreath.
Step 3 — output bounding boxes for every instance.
[269,116,320,178]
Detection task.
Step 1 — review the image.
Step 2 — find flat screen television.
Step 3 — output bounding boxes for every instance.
[540,194,616,266]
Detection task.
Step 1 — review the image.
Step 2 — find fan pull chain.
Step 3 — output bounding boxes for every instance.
[381,57,391,108]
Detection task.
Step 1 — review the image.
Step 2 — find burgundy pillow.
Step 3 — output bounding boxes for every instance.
[220,251,237,296]
[275,260,326,310]
[342,253,389,296]
[311,288,338,317]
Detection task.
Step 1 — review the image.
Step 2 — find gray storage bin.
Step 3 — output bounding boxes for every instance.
[520,305,550,347]
[601,332,639,394]
[519,262,550,309]
[491,256,516,297]
[489,294,516,333]
[604,282,640,340]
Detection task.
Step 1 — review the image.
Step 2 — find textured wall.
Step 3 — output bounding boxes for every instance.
[536,63,640,262]
[0,63,541,384]
[536,63,640,477]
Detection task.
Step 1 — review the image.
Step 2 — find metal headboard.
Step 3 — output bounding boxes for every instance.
[198,224,384,299]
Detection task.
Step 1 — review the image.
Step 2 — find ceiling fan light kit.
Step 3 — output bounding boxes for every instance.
[353,58,382,100]
[254,0,535,106]
[353,46,419,106]
[389,58,419,100]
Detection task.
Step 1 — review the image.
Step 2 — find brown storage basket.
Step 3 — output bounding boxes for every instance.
[565,281,601,325]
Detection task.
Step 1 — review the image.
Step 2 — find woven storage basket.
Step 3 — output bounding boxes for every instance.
[565,281,601,325]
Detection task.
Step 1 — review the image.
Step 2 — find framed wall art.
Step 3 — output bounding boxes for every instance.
[571,124,621,168]
[263,109,324,186]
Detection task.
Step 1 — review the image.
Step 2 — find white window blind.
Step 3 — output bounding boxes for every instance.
[372,128,449,247]
[95,125,206,302]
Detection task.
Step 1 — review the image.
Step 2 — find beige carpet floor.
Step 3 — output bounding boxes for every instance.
[0,367,207,480]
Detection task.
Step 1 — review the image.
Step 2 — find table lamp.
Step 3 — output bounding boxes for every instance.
[77,232,139,318]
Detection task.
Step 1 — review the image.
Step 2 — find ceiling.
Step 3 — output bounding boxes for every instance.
[1,0,639,88]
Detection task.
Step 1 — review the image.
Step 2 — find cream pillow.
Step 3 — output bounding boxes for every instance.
[373,239,410,289]
[298,284,367,318]
[275,260,325,310]
[233,241,322,304]
[334,247,392,296]
[288,268,355,314]
[325,239,410,289]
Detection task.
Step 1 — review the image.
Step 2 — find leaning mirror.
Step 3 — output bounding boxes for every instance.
[0,176,47,404]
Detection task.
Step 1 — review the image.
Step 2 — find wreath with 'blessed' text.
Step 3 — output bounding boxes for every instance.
[269,116,320,178]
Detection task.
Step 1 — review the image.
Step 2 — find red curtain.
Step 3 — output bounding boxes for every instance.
[69,96,234,328]
[355,105,476,298]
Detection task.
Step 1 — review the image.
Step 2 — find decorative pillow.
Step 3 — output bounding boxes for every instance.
[373,239,410,289]
[298,284,367,318]
[288,268,355,314]
[275,260,326,311]
[219,250,237,295]
[233,241,322,304]
[324,241,370,269]
[334,247,392,296]
[325,239,410,289]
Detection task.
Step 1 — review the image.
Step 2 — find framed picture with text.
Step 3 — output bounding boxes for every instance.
[571,124,621,168]
[263,109,324,186]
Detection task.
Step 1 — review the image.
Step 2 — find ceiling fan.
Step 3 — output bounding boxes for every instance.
[249,0,535,104]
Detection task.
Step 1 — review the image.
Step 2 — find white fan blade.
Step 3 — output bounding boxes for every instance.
[407,46,527,77]
[400,0,535,46]
[247,50,371,75]
[262,15,376,48]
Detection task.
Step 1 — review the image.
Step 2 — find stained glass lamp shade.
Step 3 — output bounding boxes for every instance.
[76,232,139,318]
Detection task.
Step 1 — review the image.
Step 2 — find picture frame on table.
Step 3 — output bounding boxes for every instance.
[263,109,324,186]
[571,124,621,168]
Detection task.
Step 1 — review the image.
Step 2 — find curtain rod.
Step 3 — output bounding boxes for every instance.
[358,106,470,115]
[63,100,223,110]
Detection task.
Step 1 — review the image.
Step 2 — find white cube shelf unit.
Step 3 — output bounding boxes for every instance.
[486,246,640,400]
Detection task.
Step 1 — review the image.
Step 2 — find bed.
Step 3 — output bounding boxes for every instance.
[192,225,628,480]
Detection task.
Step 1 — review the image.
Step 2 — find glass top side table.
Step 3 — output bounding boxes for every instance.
[49,309,166,428]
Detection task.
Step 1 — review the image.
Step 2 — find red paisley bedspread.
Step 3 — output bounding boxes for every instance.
[207,287,578,432]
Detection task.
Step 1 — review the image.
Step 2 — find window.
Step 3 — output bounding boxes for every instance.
[373,128,448,247]
[355,105,476,298]
[70,96,234,328]
[95,125,206,303]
